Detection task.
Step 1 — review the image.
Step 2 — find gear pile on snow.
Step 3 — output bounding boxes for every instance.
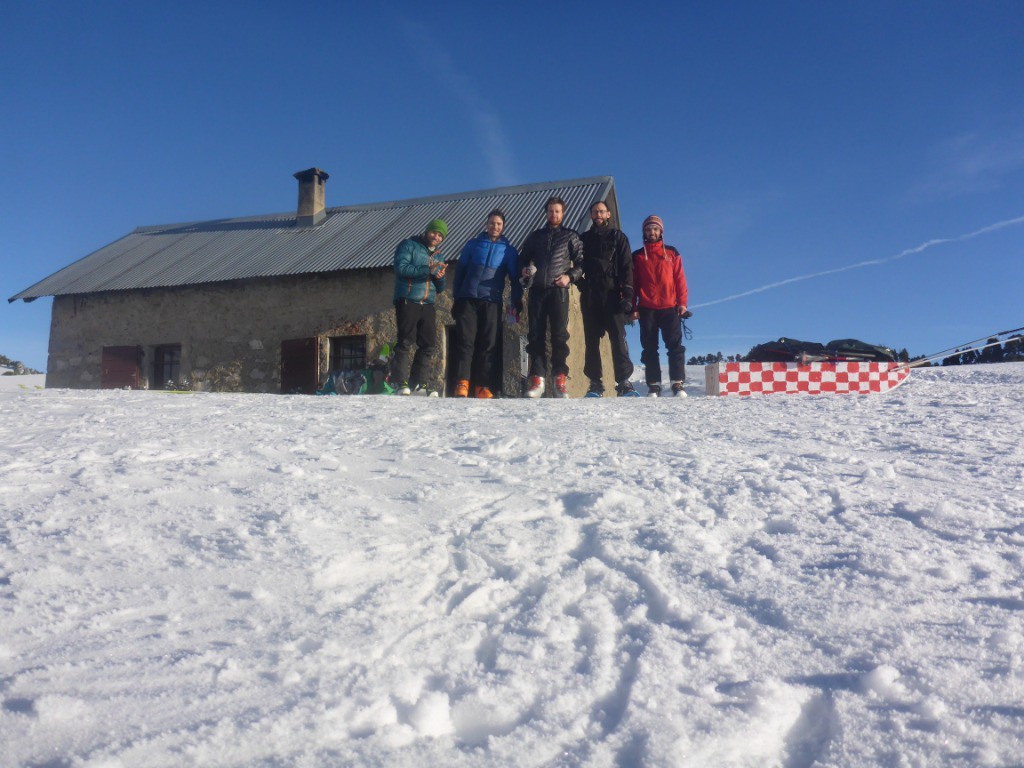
[706,337,908,397]
[317,343,396,396]
[744,338,897,364]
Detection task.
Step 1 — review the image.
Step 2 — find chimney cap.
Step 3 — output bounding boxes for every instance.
[294,167,330,182]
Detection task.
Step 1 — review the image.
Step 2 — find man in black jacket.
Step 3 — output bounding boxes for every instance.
[579,200,637,397]
[519,196,583,398]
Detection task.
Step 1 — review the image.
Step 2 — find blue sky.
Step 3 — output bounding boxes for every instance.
[3,1,1023,372]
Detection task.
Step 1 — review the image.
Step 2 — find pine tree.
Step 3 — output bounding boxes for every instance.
[1005,336,1024,361]
[980,337,1003,364]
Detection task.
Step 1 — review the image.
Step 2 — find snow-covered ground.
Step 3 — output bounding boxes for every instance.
[0,370,45,392]
[2,365,1023,767]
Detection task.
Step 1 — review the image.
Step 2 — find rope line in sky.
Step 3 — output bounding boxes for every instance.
[692,214,1024,310]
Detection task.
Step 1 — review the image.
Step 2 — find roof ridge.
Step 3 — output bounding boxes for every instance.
[133,176,614,230]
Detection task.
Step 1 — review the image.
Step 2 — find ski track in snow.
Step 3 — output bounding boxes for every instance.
[1,365,1023,766]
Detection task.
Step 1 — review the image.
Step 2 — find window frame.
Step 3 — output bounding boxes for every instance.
[329,335,367,373]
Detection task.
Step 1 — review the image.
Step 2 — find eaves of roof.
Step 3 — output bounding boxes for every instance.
[10,176,617,302]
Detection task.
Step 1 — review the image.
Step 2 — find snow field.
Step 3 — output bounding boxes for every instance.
[1,365,1023,766]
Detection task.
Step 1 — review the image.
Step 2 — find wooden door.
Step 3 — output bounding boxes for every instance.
[101,346,141,389]
[281,337,319,394]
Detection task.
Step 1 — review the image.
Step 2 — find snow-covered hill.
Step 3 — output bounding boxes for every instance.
[2,365,1022,766]
[0,369,45,392]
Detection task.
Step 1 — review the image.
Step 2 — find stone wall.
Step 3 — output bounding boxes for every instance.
[45,270,611,397]
[46,271,416,393]
[499,287,616,398]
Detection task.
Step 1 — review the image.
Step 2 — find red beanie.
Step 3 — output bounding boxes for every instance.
[642,215,665,232]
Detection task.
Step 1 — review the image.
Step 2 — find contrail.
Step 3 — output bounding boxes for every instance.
[391,12,516,186]
[692,214,1024,309]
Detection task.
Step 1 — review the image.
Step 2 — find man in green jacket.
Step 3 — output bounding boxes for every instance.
[391,219,448,395]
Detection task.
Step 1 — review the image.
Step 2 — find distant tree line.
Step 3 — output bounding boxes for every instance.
[941,336,1024,367]
[0,353,42,375]
[687,352,734,365]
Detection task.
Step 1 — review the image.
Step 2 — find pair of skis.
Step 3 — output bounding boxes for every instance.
[901,324,1024,369]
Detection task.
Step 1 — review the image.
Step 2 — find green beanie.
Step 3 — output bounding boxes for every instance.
[426,219,448,238]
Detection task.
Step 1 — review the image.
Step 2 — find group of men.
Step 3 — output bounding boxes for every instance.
[389,197,690,398]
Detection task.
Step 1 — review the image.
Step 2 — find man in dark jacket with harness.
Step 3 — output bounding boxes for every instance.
[579,200,637,397]
[519,196,583,398]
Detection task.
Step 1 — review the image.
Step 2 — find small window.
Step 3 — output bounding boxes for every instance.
[330,335,367,372]
[154,345,182,389]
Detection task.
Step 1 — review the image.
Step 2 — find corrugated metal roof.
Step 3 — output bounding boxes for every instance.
[10,176,617,302]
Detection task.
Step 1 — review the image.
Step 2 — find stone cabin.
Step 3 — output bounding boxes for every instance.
[10,171,622,397]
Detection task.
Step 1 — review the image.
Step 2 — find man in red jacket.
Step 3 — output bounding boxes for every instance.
[632,215,690,397]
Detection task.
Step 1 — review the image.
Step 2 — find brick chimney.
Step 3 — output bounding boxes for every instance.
[293,167,329,227]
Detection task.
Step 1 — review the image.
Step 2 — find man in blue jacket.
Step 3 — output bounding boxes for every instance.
[451,209,523,398]
[391,219,448,396]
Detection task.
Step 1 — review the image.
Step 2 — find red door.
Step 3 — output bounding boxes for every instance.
[101,346,141,389]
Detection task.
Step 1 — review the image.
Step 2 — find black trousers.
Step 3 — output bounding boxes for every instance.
[581,299,634,385]
[392,300,437,387]
[638,307,686,384]
[453,298,500,386]
[527,286,570,378]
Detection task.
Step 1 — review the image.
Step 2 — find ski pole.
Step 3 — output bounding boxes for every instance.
[905,324,1024,367]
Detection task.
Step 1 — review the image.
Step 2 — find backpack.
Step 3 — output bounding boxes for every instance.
[744,337,829,362]
[744,337,898,363]
[364,342,396,395]
[824,339,897,362]
[317,369,367,395]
